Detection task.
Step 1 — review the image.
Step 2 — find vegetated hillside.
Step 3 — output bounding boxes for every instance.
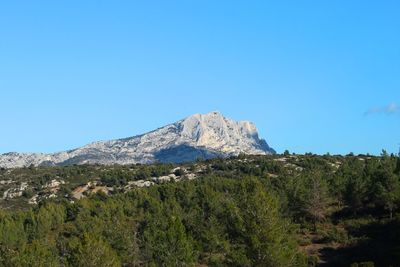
[1,152,400,266]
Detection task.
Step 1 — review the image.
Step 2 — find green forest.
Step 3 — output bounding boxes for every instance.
[1,153,400,266]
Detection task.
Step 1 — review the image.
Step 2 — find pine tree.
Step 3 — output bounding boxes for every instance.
[17,240,59,267]
[143,211,195,266]
[304,173,330,230]
[395,156,400,175]
[75,234,121,267]
[370,168,400,219]
[233,177,307,267]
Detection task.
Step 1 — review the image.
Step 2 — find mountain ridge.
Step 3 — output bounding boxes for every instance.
[0,112,275,168]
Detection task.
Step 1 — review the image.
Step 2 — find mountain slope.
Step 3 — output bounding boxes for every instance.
[0,112,275,168]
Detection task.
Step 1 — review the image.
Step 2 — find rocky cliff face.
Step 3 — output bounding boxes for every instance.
[0,112,275,168]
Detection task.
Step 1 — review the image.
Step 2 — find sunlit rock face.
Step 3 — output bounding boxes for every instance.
[0,112,275,168]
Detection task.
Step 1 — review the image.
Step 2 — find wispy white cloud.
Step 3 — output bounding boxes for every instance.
[364,103,399,116]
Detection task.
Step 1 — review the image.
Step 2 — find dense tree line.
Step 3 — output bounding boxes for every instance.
[0,176,307,266]
[1,153,400,266]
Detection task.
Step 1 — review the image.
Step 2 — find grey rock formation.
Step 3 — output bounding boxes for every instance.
[0,112,275,168]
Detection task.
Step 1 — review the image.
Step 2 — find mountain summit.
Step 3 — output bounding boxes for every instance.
[0,112,275,168]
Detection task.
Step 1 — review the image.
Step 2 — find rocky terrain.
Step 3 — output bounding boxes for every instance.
[0,112,275,168]
[0,154,297,209]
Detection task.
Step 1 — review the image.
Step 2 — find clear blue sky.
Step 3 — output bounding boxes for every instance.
[1,1,399,155]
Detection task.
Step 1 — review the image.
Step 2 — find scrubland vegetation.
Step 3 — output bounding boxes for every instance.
[1,152,400,266]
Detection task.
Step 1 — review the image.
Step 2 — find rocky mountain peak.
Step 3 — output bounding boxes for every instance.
[0,112,275,168]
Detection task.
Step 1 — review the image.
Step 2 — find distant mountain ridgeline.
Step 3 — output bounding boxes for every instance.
[0,112,275,168]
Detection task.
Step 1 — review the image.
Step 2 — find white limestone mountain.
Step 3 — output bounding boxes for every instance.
[0,112,275,168]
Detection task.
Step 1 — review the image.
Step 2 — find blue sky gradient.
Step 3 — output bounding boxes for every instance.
[1,1,399,155]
